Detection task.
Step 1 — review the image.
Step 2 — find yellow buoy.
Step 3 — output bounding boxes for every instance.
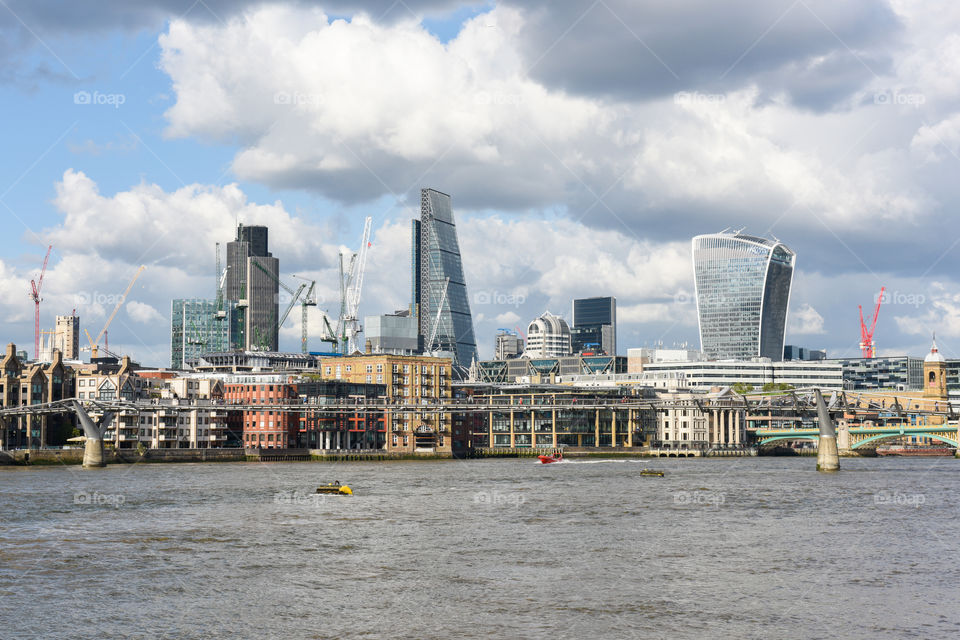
[339,485,352,495]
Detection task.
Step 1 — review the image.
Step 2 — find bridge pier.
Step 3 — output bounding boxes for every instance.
[74,402,114,469]
[815,390,839,472]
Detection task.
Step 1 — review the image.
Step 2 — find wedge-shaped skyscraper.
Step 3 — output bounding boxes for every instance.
[692,231,795,361]
[412,188,478,370]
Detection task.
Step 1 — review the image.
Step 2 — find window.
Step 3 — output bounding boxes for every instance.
[377,364,383,373]
[403,365,410,373]
[366,375,372,383]
[366,365,373,373]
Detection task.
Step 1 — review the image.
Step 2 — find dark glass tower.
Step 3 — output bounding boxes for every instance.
[692,231,795,361]
[411,188,478,370]
[225,224,279,351]
[571,296,616,355]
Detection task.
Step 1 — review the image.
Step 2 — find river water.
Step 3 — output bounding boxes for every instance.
[1,456,958,639]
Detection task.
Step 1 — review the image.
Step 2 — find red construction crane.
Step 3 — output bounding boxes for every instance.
[859,286,885,358]
[29,245,52,361]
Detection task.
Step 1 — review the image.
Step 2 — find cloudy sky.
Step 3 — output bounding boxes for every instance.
[2,0,959,365]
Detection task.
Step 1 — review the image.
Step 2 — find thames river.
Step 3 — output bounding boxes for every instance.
[1,457,958,639]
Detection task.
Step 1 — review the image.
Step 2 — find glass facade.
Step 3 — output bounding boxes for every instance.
[171,298,236,369]
[571,296,616,355]
[692,232,795,361]
[412,188,478,369]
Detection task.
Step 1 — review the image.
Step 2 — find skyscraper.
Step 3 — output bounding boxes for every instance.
[692,231,795,361]
[411,188,478,370]
[524,311,572,358]
[225,224,279,351]
[171,299,236,369]
[571,296,616,355]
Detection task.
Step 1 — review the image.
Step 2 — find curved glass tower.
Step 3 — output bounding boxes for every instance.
[412,188,478,370]
[692,232,795,361]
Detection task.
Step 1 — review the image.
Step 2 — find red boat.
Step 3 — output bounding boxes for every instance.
[538,450,563,464]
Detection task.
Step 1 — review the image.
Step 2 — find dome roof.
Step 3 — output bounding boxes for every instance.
[925,337,945,363]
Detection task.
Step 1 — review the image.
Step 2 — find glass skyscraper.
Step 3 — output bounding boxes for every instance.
[571,296,616,355]
[171,298,236,369]
[692,231,795,361]
[411,188,478,370]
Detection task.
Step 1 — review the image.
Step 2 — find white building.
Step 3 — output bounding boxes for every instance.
[524,312,572,358]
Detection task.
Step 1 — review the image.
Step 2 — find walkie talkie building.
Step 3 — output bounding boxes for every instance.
[411,188,478,370]
[692,231,795,361]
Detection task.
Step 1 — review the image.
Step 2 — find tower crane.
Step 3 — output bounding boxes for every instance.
[336,217,372,354]
[29,245,52,360]
[251,260,307,350]
[859,286,885,358]
[84,265,146,359]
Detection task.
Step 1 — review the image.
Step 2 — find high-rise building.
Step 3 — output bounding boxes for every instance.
[692,231,795,361]
[364,311,419,355]
[524,311,572,358]
[571,296,616,355]
[495,330,524,360]
[411,188,478,370]
[170,299,236,369]
[54,314,80,360]
[225,224,279,351]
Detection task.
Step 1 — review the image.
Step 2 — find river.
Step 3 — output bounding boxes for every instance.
[1,456,958,639]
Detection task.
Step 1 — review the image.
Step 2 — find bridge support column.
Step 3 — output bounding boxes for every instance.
[815,390,839,472]
[74,401,114,469]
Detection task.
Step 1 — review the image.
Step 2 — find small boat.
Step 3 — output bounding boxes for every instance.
[639,469,665,477]
[316,483,353,495]
[538,450,563,464]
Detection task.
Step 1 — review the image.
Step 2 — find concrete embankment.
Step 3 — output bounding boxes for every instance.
[3,448,248,466]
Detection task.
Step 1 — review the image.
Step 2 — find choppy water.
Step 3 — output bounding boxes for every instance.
[1,456,959,639]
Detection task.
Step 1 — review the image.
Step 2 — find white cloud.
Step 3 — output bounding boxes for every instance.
[788,303,826,335]
[126,301,165,325]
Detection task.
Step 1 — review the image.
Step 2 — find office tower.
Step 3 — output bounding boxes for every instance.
[225,224,279,351]
[524,312,572,358]
[692,231,795,361]
[55,314,80,360]
[365,311,419,355]
[411,188,478,369]
[571,296,617,355]
[171,299,236,369]
[495,330,524,360]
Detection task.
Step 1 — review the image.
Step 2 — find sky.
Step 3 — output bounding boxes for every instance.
[2,0,960,366]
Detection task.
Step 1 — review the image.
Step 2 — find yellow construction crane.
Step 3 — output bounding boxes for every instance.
[84,265,146,359]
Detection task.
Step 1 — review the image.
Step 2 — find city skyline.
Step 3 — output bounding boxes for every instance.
[2,1,960,366]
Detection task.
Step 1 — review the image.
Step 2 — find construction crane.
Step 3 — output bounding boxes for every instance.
[859,286,885,358]
[336,217,372,354]
[291,275,339,353]
[29,245,52,360]
[214,243,230,321]
[84,265,146,359]
[252,260,307,350]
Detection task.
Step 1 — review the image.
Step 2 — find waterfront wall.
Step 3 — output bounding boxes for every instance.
[6,448,247,465]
